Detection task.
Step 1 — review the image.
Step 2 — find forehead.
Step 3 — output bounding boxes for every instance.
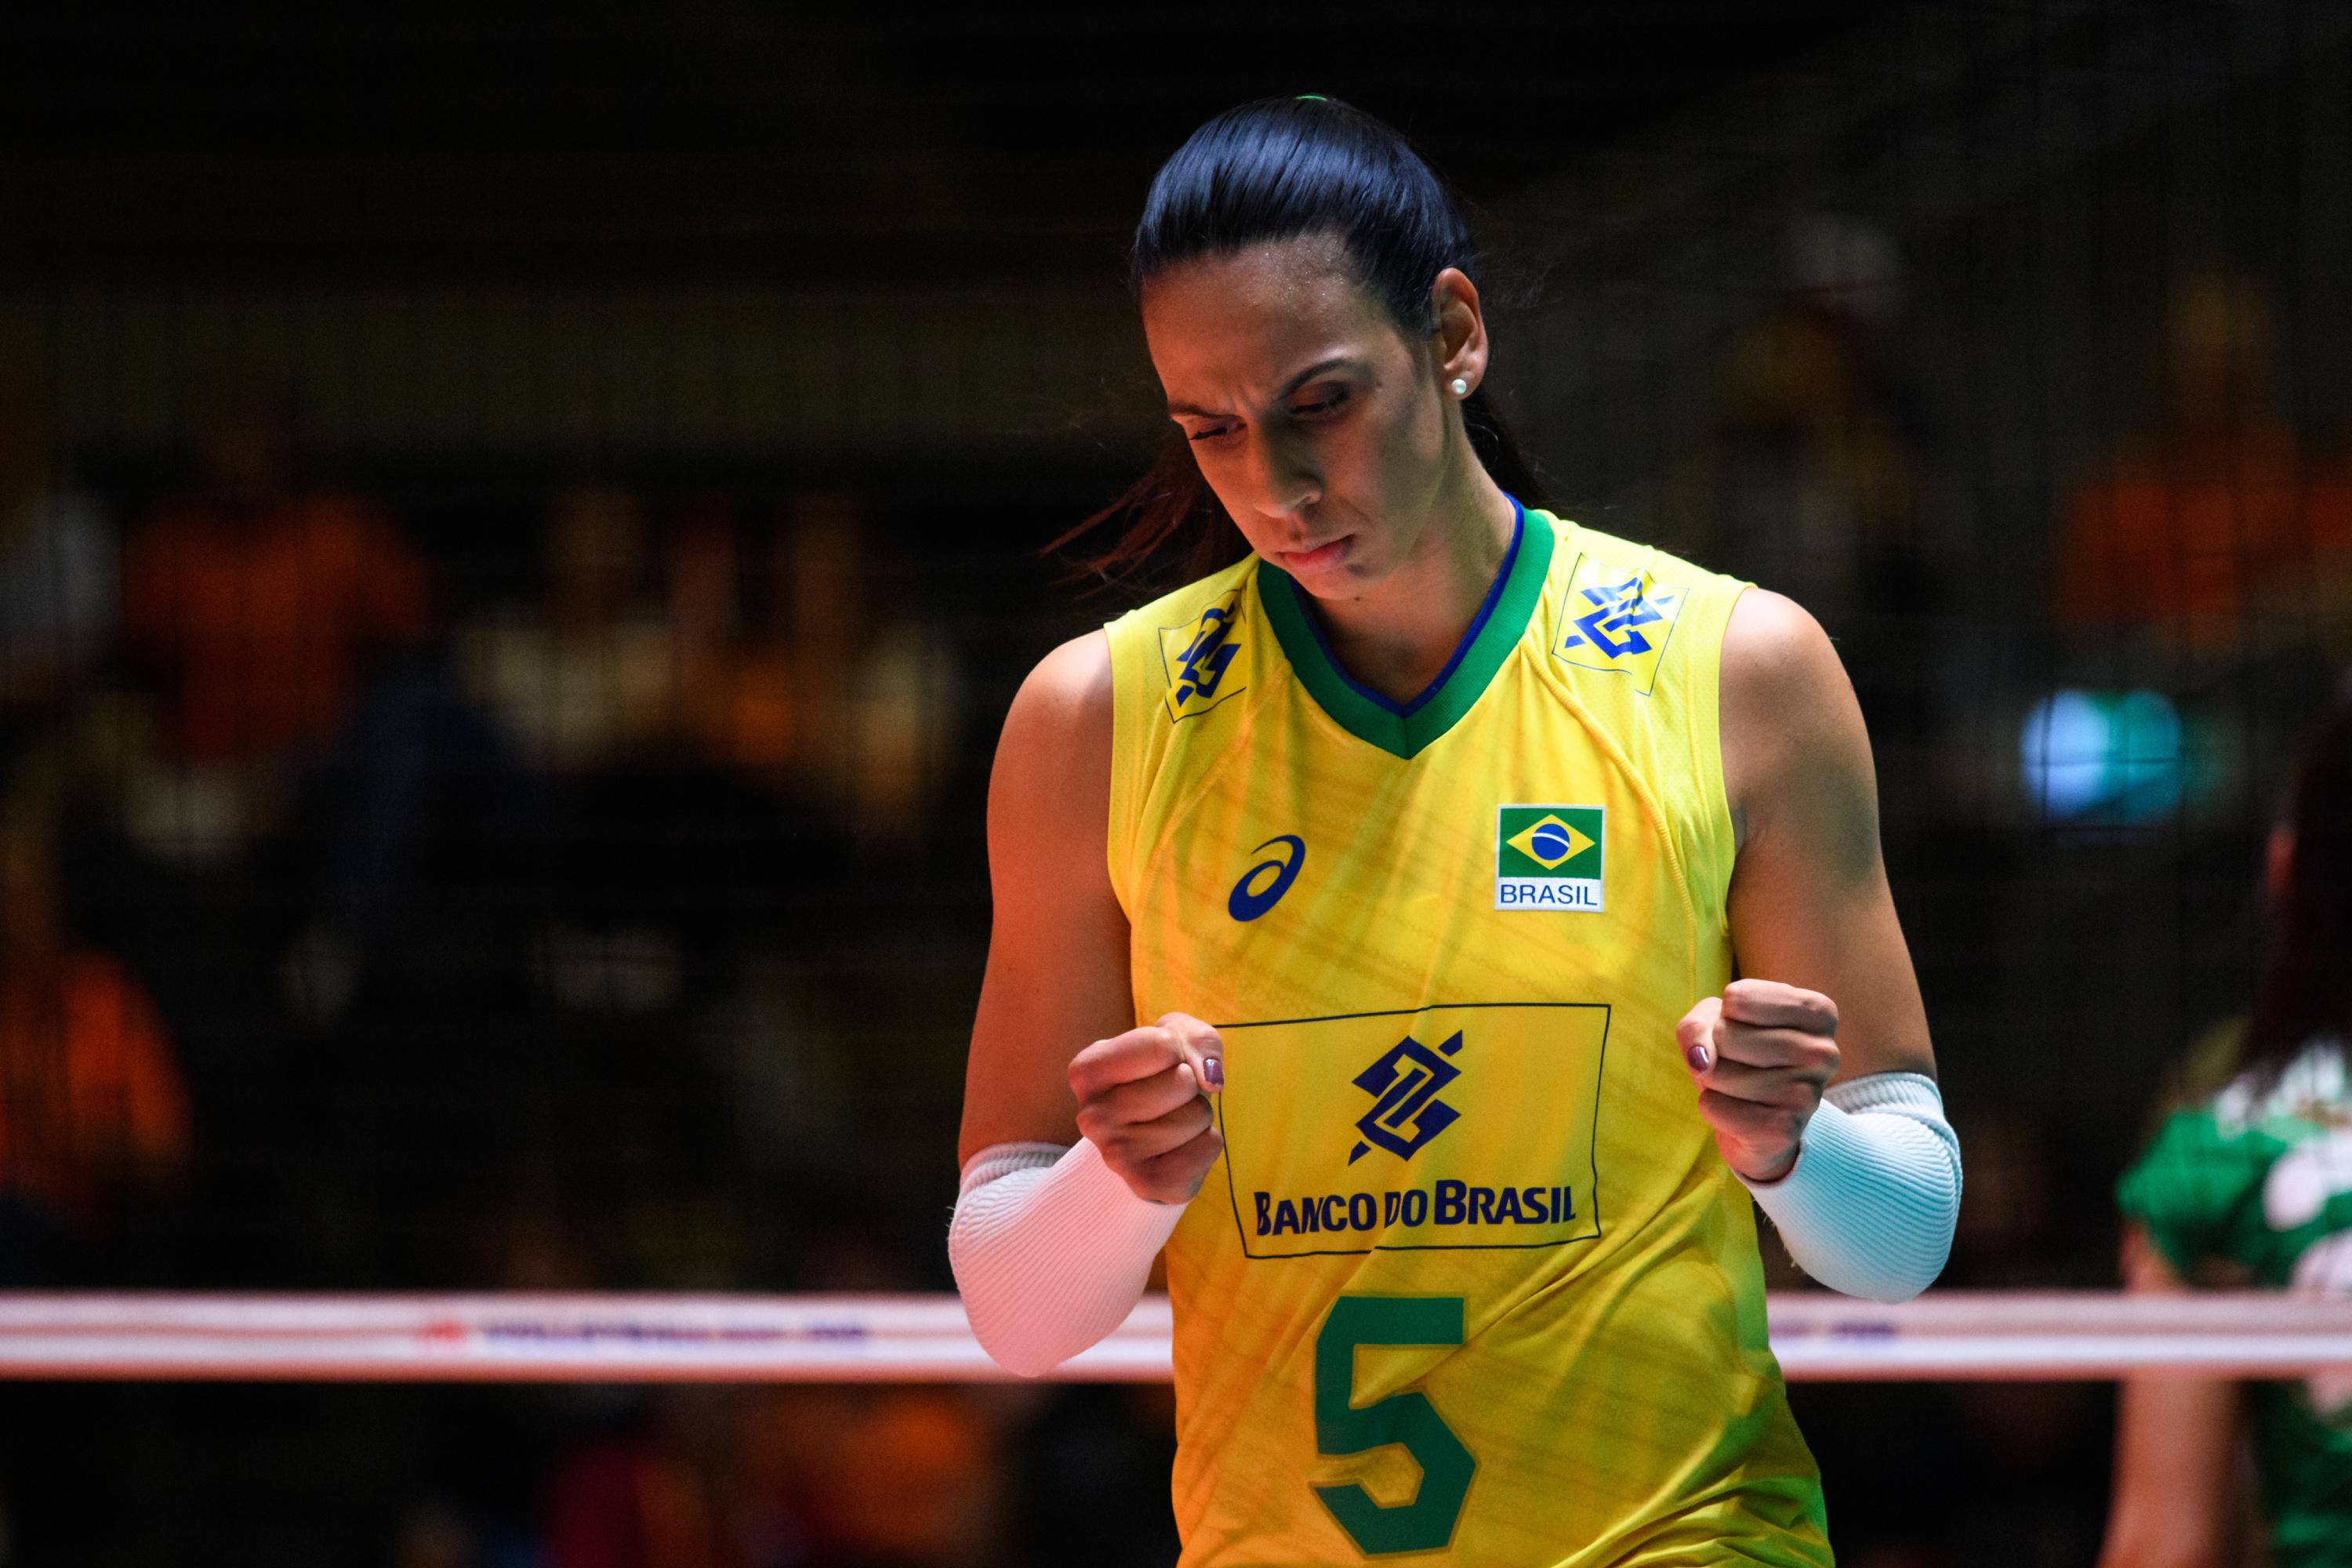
[1140,237,1399,396]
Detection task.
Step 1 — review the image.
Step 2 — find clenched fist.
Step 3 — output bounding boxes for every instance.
[1068,1011,1225,1204]
[1675,978,1840,1184]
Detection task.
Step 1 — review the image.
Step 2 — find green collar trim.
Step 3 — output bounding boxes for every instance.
[1257,500,1555,759]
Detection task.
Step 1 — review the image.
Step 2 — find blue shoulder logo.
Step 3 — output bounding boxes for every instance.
[1552,556,1690,696]
[1228,835,1305,921]
[1159,590,1250,722]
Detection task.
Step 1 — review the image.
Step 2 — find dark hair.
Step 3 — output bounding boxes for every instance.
[2239,672,2352,1087]
[1058,95,1543,583]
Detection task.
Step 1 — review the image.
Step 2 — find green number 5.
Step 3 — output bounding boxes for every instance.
[1312,1294,1476,1556]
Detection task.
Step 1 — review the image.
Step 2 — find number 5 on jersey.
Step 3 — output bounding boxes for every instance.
[1313,1294,1476,1556]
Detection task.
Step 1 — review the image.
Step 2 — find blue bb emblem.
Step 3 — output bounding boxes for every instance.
[1158,590,1250,721]
[1563,575,1668,659]
[1348,1032,1464,1163]
[1552,561,1687,694]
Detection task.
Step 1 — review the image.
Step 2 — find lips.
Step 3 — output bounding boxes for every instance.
[1279,535,1352,571]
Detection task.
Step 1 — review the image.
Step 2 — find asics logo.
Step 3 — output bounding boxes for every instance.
[1228,835,1305,921]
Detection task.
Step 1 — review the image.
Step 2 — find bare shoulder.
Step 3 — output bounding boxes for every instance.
[1722,589,1850,721]
[1720,590,1871,817]
[1719,589,1878,884]
[1002,629,1112,746]
[993,630,1113,826]
[987,629,1117,907]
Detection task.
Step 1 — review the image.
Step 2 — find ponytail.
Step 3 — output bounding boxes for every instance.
[2238,670,2352,1088]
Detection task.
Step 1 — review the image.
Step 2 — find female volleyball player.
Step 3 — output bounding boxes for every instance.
[2099,678,2352,1568]
[951,97,1962,1564]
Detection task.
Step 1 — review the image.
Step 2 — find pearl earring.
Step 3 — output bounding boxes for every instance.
[1450,377,1469,397]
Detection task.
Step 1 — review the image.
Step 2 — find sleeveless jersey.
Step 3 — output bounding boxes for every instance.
[2120,1036,2352,1566]
[1101,505,1830,1566]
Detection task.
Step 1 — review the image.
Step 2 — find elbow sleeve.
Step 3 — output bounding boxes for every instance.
[1741,1070,1962,1305]
[948,1138,1185,1377]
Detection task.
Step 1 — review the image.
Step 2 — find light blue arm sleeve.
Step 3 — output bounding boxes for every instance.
[1740,1070,1962,1304]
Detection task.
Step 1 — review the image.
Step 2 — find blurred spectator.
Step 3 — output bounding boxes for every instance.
[544,1388,774,1568]
[114,390,479,1037]
[0,372,115,733]
[546,1262,1002,1568]
[542,1385,1000,1568]
[1006,1385,1181,1568]
[2312,448,2352,662]
[1711,213,1936,629]
[0,788,187,1279]
[1699,215,1955,809]
[791,1388,998,1566]
[685,495,964,853]
[1940,1114,2060,1288]
[2056,274,2352,657]
[459,486,692,1017]
[776,1239,1002,1567]
[122,388,430,773]
[461,487,677,774]
[391,1501,480,1568]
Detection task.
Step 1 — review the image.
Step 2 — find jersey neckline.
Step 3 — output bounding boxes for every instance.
[1256,496,1555,760]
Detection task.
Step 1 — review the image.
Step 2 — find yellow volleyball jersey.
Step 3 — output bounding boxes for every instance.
[1102,505,1830,1567]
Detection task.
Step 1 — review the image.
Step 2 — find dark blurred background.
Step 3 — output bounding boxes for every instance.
[2,1,2350,1563]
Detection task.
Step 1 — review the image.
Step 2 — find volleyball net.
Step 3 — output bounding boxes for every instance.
[0,1291,2342,1384]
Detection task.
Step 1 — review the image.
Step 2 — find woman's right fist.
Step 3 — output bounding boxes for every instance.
[1067,1011,1226,1204]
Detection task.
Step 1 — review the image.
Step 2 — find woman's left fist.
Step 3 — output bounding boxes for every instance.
[1675,978,1840,1183]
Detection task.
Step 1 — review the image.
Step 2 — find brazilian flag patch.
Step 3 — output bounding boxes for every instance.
[1495,804,1604,912]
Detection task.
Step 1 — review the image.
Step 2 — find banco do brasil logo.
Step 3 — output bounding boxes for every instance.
[1174,606,1237,704]
[1495,804,1605,912]
[1348,1031,1464,1164]
[1552,561,1689,695]
[1158,590,1249,722]
[1563,575,1670,660]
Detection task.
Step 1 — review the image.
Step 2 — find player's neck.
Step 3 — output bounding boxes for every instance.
[1310,470,1519,707]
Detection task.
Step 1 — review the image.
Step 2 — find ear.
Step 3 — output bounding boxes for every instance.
[1429,267,1490,395]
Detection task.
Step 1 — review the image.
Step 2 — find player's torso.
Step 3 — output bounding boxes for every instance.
[1102,510,1829,1567]
[2201,1047,2352,1563]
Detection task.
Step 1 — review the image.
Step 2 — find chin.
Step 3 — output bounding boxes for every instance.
[1288,553,1381,600]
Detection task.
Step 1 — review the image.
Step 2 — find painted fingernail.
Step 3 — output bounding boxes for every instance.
[1684,1043,1711,1073]
[1203,1057,1225,1091]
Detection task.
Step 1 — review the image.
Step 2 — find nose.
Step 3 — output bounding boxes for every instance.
[1245,426,1322,523]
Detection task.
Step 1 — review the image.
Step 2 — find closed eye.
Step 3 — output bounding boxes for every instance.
[1289,387,1351,421]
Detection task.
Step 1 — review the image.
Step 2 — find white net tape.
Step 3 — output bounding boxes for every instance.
[0,1292,2343,1381]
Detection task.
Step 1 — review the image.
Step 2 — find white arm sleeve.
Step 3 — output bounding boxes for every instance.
[947,1138,1185,1377]
[1740,1070,1962,1305]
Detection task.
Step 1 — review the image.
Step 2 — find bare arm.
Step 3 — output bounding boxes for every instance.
[947,631,1224,1375]
[956,631,1134,1163]
[2097,1225,2255,1568]
[1667,589,1960,1303]
[956,630,1227,1197]
[1678,590,1935,1181]
[1721,588,1933,1084]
